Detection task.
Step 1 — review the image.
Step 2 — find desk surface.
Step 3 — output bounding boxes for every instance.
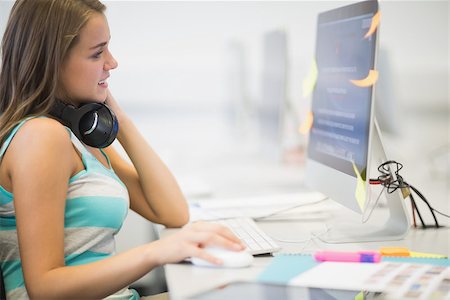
[159,150,449,299]
[159,152,449,299]
[162,212,450,300]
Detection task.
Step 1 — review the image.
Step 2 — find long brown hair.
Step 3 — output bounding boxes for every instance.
[0,0,106,146]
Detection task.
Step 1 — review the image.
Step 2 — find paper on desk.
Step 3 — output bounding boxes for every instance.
[290,261,450,299]
[189,204,331,221]
[189,192,329,221]
[258,255,450,284]
[194,192,325,209]
[290,262,387,291]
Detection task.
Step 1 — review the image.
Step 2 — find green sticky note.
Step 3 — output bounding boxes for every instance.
[303,59,318,97]
[352,162,366,212]
[355,291,365,300]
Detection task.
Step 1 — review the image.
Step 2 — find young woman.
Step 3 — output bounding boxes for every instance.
[0,0,244,299]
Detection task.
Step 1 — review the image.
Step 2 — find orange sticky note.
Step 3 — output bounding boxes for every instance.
[364,11,381,39]
[299,111,314,135]
[380,247,410,257]
[350,69,379,87]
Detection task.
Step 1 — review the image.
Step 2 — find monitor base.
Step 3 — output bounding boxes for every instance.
[314,220,408,244]
[310,120,411,244]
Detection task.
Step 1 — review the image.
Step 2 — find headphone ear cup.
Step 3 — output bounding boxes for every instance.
[78,103,119,148]
[51,101,118,148]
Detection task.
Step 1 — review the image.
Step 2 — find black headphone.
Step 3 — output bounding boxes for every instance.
[50,100,119,148]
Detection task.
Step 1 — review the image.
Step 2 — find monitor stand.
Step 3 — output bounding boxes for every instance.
[315,121,410,243]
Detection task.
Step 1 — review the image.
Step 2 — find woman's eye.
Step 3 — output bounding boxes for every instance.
[92,51,103,59]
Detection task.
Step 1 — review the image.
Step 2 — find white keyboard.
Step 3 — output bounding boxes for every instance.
[212,217,281,255]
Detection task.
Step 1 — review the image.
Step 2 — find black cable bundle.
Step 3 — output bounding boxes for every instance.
[369,160,449,229]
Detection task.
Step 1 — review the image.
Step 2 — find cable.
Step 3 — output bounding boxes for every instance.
[410,196,417,227]
[254,196,330,221]
[361,185,384,223]
[270,224,331,255]
[409,193,425,228]
[432,209,450,219]
[406,183,440,228]
[370,160,449,229]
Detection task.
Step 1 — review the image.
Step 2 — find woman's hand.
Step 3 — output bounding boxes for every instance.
[104,89,127,124]
[153,222,245,265]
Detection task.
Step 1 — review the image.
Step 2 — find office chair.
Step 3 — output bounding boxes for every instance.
[0,265,6,300]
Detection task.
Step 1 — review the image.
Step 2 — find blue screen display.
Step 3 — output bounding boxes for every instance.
[308,11,377,177]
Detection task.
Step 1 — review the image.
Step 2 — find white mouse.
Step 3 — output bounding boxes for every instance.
[191,247,254,268]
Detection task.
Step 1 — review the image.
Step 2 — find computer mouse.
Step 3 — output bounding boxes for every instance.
[191,247,254,268]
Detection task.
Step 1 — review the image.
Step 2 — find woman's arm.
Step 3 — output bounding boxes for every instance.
[103,90,189,227]
[8,119,243,299]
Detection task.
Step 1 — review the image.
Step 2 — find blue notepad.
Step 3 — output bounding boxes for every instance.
[257,255,319,284]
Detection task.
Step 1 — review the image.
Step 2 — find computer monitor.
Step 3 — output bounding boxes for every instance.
[305,0,410,243]
[258,29,288,160]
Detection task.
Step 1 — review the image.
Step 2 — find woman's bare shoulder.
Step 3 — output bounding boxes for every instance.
[15,117,70,142]
[6,117,73,162]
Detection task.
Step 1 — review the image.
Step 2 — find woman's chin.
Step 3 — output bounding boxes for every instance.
[93,93,107,103]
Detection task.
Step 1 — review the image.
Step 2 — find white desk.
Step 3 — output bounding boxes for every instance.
[157,141,449,299]
[159,145,449,299]
[161,207,450,300]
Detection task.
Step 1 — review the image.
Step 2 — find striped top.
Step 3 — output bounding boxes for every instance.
[0,118,138,299]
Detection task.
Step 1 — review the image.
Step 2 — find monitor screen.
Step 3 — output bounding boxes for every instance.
[305,0,379,216]
[307,0,378,178]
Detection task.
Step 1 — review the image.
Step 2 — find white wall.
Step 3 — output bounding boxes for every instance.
[1,0,447,120]
[100,1,449,112]
[88,1,450,160]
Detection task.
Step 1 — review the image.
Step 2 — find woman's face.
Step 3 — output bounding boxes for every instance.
[59,13,118,105]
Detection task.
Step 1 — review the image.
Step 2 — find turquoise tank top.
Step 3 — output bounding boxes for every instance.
[0,118,139,299]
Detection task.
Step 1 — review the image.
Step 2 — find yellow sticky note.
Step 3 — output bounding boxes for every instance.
[302,59,318,97]
[352,162,366,212]
[350,69,379,87]
[410,251,448,259]
[364,11,381,39]
[355,291,365,300]
[401,186,411,199]
[298,111,314,135]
